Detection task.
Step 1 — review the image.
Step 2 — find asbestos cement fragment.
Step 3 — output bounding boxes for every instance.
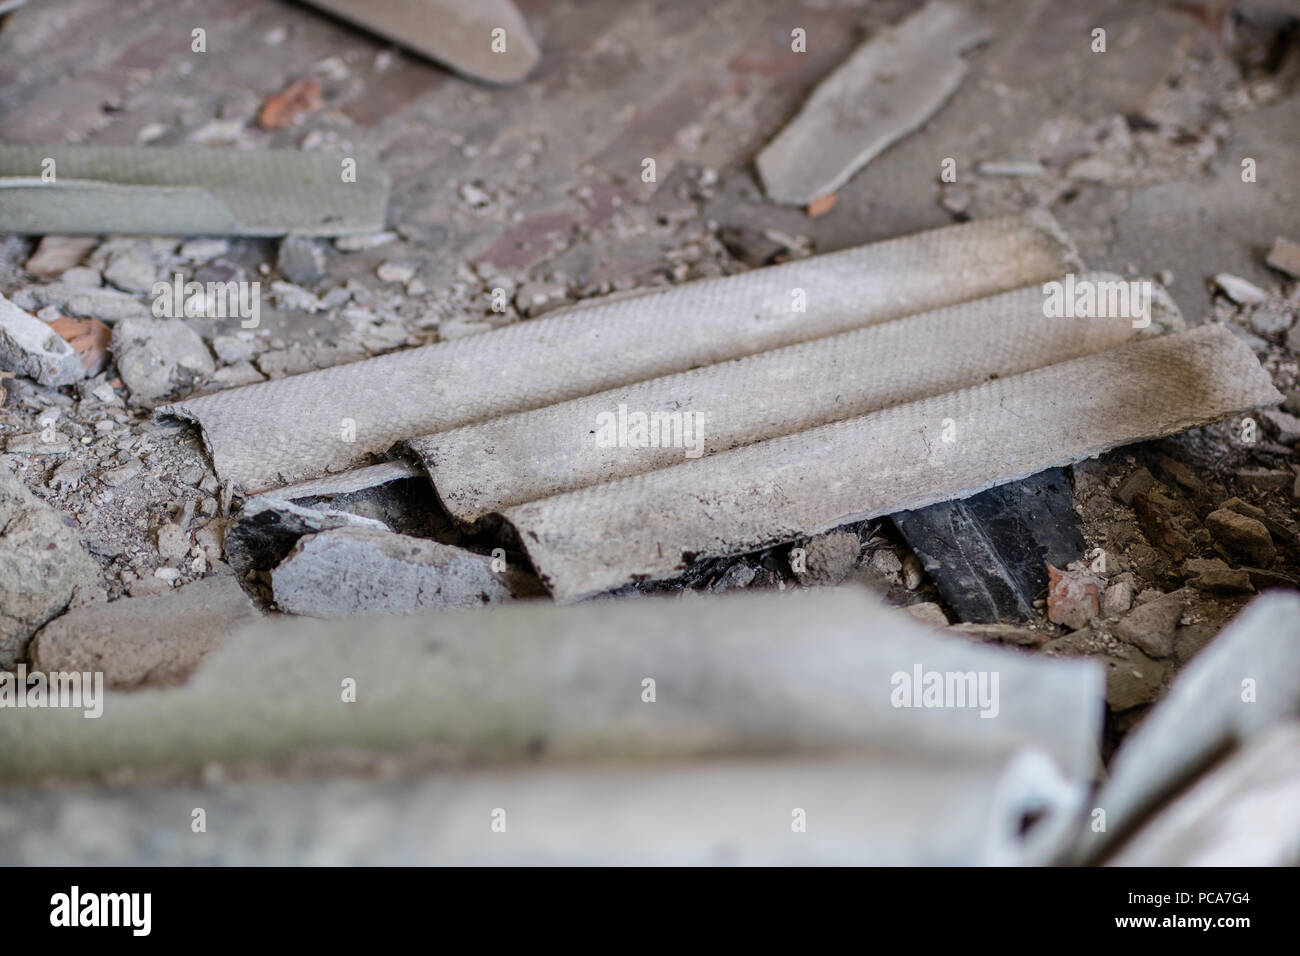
[756,1,990,205]
[29,575,260,689]
[1107,721,1300,867]
[0,292,84,387]
[165,213,1080,491]
[0,587,1103,788]
[110,317,216,403]
[300,0,539,85]
[502,325,1280,603]
[413,276,1168,523]
[271,526,542,616]
[0,751,1081,866]
[1072,591,1300,862]
[0,146,388,236]
[0,458,100,669]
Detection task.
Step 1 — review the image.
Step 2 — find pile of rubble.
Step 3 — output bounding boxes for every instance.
[2,0,1300,865]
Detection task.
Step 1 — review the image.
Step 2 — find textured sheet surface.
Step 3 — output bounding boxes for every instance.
[0,145,389,236]
[504,325,1281,602]
[0,752,1081,866]
[414,275,1178,522]
[0,587,1102,785]
[167,213,1080,490]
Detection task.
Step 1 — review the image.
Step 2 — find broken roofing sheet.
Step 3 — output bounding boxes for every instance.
[505,325,1280,602]
[0,753,1080,866]
[756,0,990,205]
[300,0,540,85]
[167,212,1079,491]
[0,586,1103,866]
[0,145,389,236]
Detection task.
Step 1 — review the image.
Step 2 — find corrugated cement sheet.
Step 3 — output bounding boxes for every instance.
[166,212,1080,491]
[502,325,1280,602]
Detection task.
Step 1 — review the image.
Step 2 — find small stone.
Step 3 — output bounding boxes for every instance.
[1185,556,1254,594]
[178,238,229,262]
[901,553,924,590]
[1104,646,1171,712]
[334,231,399,252]
[258,78,323,129]
[710,563,757,592]
[153,567,180,583]
[1047,563,1100,630]
[866,549,903,582]
[49,461,82,492]
[24,236,98,279]
[155,523,190,561]
[0,294,85,387]
[271,527,539,615]
[269,280,324,313]
[940,186,971,214]
[110,317,215,402]
[905,602,949,628]
[1227,323,1269,353]
[1205,508,1275,566]
[211,334,256,365]
[99,461,142,486]
[1249,308,1292,336]
[805,193,837,217]
[1235,467,1293,492]
[1101,576,1134,618]
[376,261,417,284]
[514,282,567,317]
[0,464,100,668]
[1116,467,1156,505]
[1114,589,1188,658]
[1260,408,1300,445]
[1266,236,1300,279]
[798,531,860,585]
[102,242,159,294]
[1212,273,1268,305]
[718,225,786,267]
[46,316,111,375]
[459,183,491,208]
[59,266,102,288]
[277,235,327,285]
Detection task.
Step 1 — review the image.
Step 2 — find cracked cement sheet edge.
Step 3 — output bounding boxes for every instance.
[301,0,539,85]
[756,0,991,205]
[413,275,1183,523]
[503,325,1281,603]
[165,212,1081,491]
[0,146,389,236]
[0,587,1103,789]
[1105,721,1300,867]
[0,751,1081,866]
[1071,590,1300,863]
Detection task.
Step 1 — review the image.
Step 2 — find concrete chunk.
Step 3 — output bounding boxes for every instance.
[1265,236,1300,278]
[0,459,100,669]
[0,292,84,387]
[110,317,215,402]
[29,575,260,689]
[270,526,538,616]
